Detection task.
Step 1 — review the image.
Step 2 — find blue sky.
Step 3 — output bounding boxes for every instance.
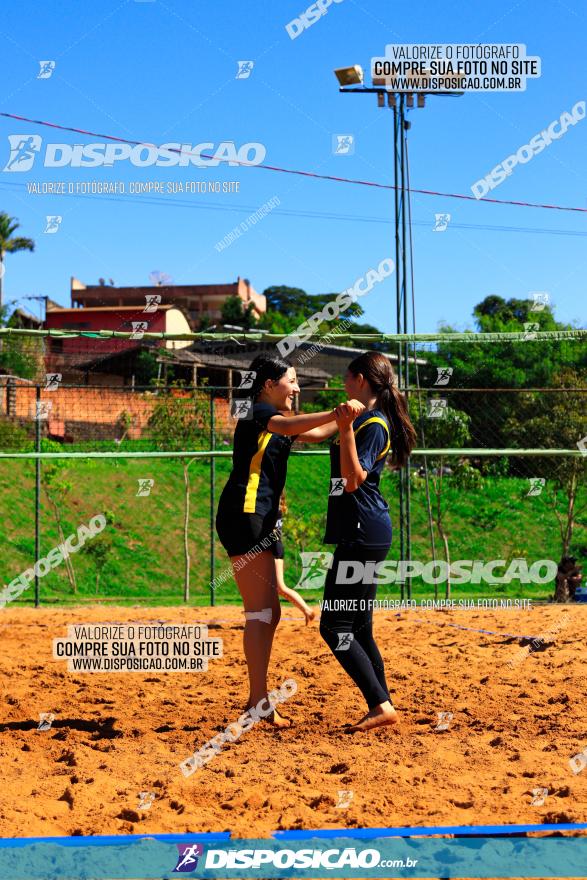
[0,0,585,332]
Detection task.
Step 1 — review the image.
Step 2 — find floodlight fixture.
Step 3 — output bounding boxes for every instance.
[334,65,364,86]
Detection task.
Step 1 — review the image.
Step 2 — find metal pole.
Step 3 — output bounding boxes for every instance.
[393,103,402,347]
[210,390,216,606]
[400,100,412,598]
[393,98,405,600]
[34,385,41,607]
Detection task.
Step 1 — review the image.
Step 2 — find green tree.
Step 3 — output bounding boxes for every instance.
[0,213,35,309]
[80,511,115,593]
[134,349,160,386]
[147,385,209,449]
[473,295,560,332]
[302,377,345,413]
[258,285,374,345]
[412,402,481,598]
[262,285,331,317]
[421,295,586,468]
[221,295,256,329]
[0,305,42,379]
[147,386,211,600]
[198,313,215,331]
[284,511,325,585]
[424,296,581,388]
[504,368,587,562]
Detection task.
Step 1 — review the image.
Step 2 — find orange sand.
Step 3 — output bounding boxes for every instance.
[0,603,585,839]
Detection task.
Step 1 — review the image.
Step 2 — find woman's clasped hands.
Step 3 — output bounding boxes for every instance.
[334,398,365,428]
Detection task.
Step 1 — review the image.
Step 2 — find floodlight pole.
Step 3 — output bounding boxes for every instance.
[337,72,462,598]
[395,94,411,599]
[338,84,412,598]
[402,98,412,599]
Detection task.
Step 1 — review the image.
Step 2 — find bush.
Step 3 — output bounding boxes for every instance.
[0,418,31,451]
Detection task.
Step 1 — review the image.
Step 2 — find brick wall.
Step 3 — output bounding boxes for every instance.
[0,383,235,442]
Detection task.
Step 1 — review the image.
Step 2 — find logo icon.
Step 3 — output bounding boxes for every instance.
[44,216,62,234]
[435,711,453,732]
[238,370,256,389]
[427,399,447,419]
[295,551,333,591]
[335,632,354,651]
[434,367,453,386]
[236,61,254,79]
[433,213,451,232]
[37,60,56,79]
[329,477,346,496]
[45,373,62,391]
[529,292,550,311]
[522,322,540,340]
[335,789,354,808]
[569,750,587,775]
[4,135,42,172]
[137,479,155,497]
[231,399,253,420]
[138,791,155,811]
[530,786,548,806]
[173,843,204,872]
[333,134,355,155]
[33,401,52,420]
[131,321,149,339]
[526,477,545,496]
[143,294,161,313]
[37,712,55,732]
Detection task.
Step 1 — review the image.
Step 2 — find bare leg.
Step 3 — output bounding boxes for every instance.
[274,559,315,625]
[231,550,290,728]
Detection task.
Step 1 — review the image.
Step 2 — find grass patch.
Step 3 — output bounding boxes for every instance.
[1,453,584,607]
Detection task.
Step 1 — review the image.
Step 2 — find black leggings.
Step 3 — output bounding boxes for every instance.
[319,544,391,711]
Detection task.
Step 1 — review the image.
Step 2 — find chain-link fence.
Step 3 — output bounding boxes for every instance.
[0,332,585,605]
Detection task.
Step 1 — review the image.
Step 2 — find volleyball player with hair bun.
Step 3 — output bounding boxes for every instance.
[320,351,417,732]
[216,353,364,728]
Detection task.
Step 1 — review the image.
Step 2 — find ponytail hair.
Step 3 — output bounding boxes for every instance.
[241,353,291,401]
[347,351,416,468]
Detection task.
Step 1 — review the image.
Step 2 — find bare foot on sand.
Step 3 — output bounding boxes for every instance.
[244,701,292,728]
[264,708,291,728]
[346,702,399,733]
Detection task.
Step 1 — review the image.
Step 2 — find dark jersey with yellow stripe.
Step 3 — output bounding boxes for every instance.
[218,402,295,518]
[324,409,392,547]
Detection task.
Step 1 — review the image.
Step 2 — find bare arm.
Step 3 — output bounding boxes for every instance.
[267,409,335,436]
[269,400,365,438]
[295,421,339,443]
[338,423,367,492]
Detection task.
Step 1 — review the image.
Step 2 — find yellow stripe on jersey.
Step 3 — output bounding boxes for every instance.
[354,416,391,461]
[333,416,391,461]
[243,430,273,513]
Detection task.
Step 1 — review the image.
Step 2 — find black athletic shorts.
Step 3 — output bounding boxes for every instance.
[215,507,281,558]
[272,536,285,560]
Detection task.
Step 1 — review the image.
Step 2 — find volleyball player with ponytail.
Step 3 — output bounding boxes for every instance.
[319,351,416,732]
[216,353,364,727]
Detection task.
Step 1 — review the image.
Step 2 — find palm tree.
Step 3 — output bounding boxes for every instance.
[0,213,35,309]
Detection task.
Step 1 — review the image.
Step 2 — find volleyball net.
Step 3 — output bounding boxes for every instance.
[0,328,585,605]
